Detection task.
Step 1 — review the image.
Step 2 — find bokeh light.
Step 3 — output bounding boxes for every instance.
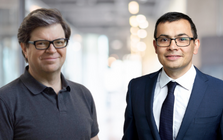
[129,16,138,27]
[128,1,139,14]
[137,29,147,38]
[136,41,147,51]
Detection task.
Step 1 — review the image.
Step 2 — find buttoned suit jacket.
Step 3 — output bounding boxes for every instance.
[122,67,223,140]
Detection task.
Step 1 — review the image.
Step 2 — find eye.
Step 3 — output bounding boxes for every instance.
[178,37,189,42]
[36,41,48,46]
[55,40,64,45]
[158,37,169,42]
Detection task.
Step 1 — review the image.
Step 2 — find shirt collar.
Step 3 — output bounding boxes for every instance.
[61,73,71,92]
[159,65,196,90]
[20,66,70,95]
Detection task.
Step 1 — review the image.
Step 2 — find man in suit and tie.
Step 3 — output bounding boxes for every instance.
[122,12,223,140]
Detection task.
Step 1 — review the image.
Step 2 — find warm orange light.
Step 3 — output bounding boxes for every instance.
[130,41,138,52]
[108,57,117,67]
[128,1,139,14]
[136,14,146,24]
[136,41,147,51]
[137,29,147,38]
[130,27,139,35]
[130,35,140,43]
[129,16,138,27]
[139,20,149,29]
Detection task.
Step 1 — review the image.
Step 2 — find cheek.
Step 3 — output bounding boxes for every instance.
[156,51,165,63]
[59,48,67,57]
[156,48,165,56]
[182,49,194,61]
[27,50,42,61]
[26,50,32,59]
[155,48,158,54]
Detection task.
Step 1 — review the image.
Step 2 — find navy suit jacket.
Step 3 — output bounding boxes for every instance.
[122,67,223,140]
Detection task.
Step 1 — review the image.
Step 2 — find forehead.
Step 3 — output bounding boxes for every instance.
[156,19,193,37]
[30,24,65,40]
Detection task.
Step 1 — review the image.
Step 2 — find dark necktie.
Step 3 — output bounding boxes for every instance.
[159,81,177,140]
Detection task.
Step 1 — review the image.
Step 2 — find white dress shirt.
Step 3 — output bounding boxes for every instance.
[153,65,196,139]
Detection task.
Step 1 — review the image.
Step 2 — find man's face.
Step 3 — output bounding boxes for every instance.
[153,19,200,78]
[21,23,67,76]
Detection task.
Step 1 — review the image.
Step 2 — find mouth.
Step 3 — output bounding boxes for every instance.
[165,55,181,60]
[41,57,59,61]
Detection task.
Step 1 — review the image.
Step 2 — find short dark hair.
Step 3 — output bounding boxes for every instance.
[154,12,197,39]
[17,8,71,62]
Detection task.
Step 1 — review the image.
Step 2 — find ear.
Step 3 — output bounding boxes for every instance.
[153,40,158,54]
[193,39,200,55]
[20,43,28,58]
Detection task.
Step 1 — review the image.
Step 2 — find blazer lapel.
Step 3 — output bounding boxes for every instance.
[145,70,161,140]
[176,68,208,140]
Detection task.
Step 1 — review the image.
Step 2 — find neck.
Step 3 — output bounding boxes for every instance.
[164,64,193,79]
[29,69,62,94]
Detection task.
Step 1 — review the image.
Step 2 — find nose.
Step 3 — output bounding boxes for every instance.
[168,39,178,50]
[46,43,57,53]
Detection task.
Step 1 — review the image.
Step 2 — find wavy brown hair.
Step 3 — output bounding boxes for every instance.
[17,8,71,62]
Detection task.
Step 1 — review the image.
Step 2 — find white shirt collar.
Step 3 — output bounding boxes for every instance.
[159,65,196,90]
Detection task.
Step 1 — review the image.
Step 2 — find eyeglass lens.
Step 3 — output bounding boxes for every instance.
[35,39,67,49]
[157,36,191,47]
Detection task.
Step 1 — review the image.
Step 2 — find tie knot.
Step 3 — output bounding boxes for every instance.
[167,81,177,94]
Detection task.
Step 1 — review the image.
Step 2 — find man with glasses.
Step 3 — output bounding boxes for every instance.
[122,12,223,140]
[0,8,99,140]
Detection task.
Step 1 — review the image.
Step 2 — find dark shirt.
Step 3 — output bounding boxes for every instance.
[0,66,99,140]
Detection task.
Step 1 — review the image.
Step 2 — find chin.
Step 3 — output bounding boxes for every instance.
[43,65,61,73]
[165,65,181,70]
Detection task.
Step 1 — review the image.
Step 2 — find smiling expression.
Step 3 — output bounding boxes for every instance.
[153,19,200,78]
[21,23,67,76]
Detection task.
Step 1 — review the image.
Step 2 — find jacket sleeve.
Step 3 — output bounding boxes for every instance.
[0,99,14,140]
[122,80,139,140]
[217,110,223,140]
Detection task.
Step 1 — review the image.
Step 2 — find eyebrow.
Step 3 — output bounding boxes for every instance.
[157,33,189,38]
[177,33,189,37]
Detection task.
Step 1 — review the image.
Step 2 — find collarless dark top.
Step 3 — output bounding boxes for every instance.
[0,66,99,140]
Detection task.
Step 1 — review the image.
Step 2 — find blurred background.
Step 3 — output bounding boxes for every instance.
[0,0,223,139]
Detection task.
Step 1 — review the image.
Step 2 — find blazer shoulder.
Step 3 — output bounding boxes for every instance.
[195,67,223,89]
[130,70,161,84]
[196,67,223,83]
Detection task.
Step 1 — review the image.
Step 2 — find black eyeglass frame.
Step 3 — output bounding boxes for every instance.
[155,36,195,47]
[28,38,69,50]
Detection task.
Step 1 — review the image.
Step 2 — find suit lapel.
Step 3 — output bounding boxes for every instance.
[145,70,161,140]
[176,68,208,140]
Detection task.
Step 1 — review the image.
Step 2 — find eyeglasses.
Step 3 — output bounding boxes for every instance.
[155,36,195,47]
[28,38,68,50]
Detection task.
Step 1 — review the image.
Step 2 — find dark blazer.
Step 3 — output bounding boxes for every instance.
[122,67,223,140]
